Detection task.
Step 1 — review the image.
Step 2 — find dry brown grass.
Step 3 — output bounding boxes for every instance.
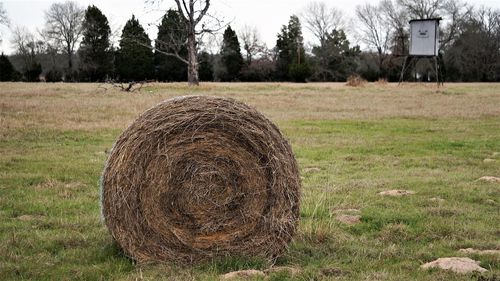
[346,75,368,87]
[1,82,499,134]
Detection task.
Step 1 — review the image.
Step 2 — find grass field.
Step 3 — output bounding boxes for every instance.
[0,82,499,280]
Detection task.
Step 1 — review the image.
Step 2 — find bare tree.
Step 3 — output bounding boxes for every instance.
[355,3,391,76]
[394,0,469,49]
[439,0,470,49]
[43,1,84,72]
[396,0,443,19]
[11,27,43,62]
[39,31,61,69]
[380,0,409,55]
[238,25,265,64]
[0,2,8,26]
[301,1,344,47]
[147,0,219,86]
[11,26,44,79]
[381,0,408,32]
[0,2,10,43]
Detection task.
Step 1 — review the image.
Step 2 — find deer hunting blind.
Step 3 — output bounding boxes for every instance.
[400,18,443,85]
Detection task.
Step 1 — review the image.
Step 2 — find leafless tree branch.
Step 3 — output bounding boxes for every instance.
[301,1,344,46]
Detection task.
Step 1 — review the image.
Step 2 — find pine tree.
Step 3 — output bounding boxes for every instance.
[220,25,243,81]
[116,15,154,81]
[198,51,213,81]
[311,29,360,81]
[0,53,15,81]
[155,9,188,82]
[275,15,310,82]
[79,5,113,82]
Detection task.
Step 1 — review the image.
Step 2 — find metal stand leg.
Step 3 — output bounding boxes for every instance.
[434,57,440,87]
[399,56,410,85]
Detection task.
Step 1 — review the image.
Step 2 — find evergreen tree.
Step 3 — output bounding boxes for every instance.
[0,53,15,81]
[155,9,188,82]
[311,29,360,81]
[79,5,113,82]
[220,25,243,81]
[198,51,213,81]
[275,15,310,82]
[24,61,42,82]
[115,15,154,81]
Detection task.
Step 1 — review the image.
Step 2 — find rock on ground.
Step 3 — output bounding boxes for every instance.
[483,158,495,163]
[220,270,266,280]
[17,215,45,221]
[421,257,487,274]
[429,197,445,202]
[478,176,500,183]
[303,167,321,173]
[378,190,415,196]
[459,248,500,255]
[330,208,360,214]
[336,214,361,225]
[320,267,344,276]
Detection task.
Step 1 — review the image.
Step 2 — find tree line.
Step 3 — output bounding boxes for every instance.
[0,0,499,84]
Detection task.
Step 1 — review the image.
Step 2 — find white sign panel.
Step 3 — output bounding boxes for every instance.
[409,19,439,56]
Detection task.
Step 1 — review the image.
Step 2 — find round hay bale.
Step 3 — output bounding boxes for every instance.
[101,96,301,264]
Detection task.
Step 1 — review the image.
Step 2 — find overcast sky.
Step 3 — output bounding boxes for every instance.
[1,0,499,55]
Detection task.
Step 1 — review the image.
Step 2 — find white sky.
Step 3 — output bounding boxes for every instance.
[1,0,499,55]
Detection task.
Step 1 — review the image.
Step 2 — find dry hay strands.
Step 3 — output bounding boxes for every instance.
[346,74,367,87]
[101,96,301,264]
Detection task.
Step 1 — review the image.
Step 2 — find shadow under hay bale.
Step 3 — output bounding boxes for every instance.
[101,96,301,264]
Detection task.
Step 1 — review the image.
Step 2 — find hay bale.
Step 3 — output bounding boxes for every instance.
[101,96,301,264]
[346,74,367,87]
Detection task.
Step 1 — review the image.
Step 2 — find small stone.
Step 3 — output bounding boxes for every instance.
[304,167,321,173]
[220,270,266,280]
[429,197,445,202]
[265,266,301,276]
[17,215,36,221]
[17,215,44,221]
[485,199,496,204]
[421,257,487,274]
[320,267,343,276]
[483,158,495,163]
[459,248,500,255]
[379,190,415,196]
[478,176,500,183]
[330,208,360,215]
[336,214,361,225]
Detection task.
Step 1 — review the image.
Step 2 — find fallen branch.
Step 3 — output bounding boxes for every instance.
[99,79,155,93]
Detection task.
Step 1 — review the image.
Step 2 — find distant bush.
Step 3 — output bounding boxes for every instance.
[0,54,16,81]
[346,74,367,87]
[288,63,311,83]
[23,62,42,82]
[377,78,388,84]
[45,68,63,82]
[64,70,81,82]
[240,59,275,82]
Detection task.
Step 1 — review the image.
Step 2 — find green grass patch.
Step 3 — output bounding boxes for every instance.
[1,114,499,280]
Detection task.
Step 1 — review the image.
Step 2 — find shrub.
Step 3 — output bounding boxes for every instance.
[346,74,367,87]
[45,68,63,83]
[288,63,311,83]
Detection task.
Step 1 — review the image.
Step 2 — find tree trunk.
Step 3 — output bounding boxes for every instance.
[67,44,73,70]
[187,34,199,86]
[377,48,384,79]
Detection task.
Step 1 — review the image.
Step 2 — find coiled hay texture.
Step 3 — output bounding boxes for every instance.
[101,96,301,264]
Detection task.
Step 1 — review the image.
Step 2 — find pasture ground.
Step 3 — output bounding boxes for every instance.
[0,82,499,280]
